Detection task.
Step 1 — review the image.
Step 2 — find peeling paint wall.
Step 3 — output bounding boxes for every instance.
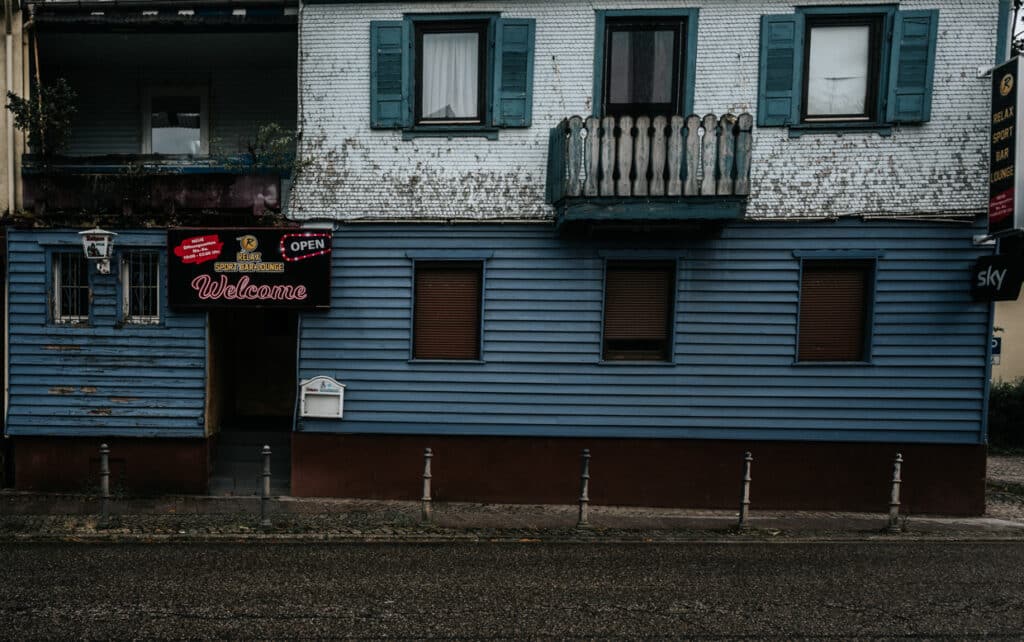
[292,0,997,222]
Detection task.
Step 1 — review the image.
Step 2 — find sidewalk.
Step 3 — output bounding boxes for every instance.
[3,456,1024,543]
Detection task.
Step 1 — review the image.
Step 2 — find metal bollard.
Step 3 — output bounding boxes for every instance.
[421,448,433,523]
[888,453,903,534]
[260,445,272,529]
[99,443,110,528]
[738,451,753,530]
[577,448,591,527]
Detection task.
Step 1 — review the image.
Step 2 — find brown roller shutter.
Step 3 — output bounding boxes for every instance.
[414,261,482,360]
[798,261,870,362]
[603,261,675,361]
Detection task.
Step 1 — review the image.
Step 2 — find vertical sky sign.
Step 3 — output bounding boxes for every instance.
[991,58,1022,236]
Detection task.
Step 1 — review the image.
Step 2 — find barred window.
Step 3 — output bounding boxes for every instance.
[52,252,90,324]
[122,251,160,324]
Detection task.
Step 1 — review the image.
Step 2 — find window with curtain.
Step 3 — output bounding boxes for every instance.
[803,16,882,121]
[416,22,487,124]
[797,260,872,362]
[603,17,685,118]
[413,261,483,360]
[52,252,90,324]
[602,260,675,361]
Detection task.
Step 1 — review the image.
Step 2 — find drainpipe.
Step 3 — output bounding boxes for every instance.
[4,0,12,215]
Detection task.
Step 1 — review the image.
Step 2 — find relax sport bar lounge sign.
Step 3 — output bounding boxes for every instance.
[167,228,331,309]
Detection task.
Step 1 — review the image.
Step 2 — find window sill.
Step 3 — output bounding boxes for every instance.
[788,123,892,138]
[408,359,486,365]
[793,360,873,366]
[402,126,499,141]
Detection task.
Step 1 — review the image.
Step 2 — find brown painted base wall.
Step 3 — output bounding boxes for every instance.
[292,434,987,516]
[13,437,211,495]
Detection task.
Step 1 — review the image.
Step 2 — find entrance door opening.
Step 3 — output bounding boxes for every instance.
[207,308,297,495]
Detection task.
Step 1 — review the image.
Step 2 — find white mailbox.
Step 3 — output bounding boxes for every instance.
[299,376,345,419]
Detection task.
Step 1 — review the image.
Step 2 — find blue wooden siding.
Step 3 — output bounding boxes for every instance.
[5,230,206,438]
[298,219,991,445]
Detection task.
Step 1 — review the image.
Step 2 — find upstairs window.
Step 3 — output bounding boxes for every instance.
[603,260,675,362]
[371,16,535,136]
[413,261,483,360]
[602,17,685,119]
[416,22,487,124]
[143,87,209,155]
[593,10,698,119]
[758,8,938,133]
[803,15,883,122]
[121,251,161,325]
[797,260,873,362]
[52,252,89,324]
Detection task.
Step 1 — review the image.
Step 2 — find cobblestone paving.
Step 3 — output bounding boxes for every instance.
[2,457,1023,541]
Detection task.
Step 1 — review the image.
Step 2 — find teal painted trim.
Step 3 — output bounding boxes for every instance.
[557,197,746,229]
[592,11,605,118]
[982,299,995,444]
[757,13,804,127]
[792,250,886,259]
[401,126,498,141]
[492,18,535,127]
[369,20,409,129]
[886,10,939,123]
[997,0,1012,64]
[798,5,897,17]
[403,12,498,22]
[405,251,494,260]
[789,123,893,138]
[798,5,896,128]
[591,9,699,118]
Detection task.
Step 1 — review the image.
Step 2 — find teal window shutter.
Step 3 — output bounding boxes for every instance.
[886,10,939,124]
[491,18,535,127]
[370,20,409,129]
[757,14,804,127]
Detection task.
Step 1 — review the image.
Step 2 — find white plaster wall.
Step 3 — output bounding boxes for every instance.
[292,0,999,221]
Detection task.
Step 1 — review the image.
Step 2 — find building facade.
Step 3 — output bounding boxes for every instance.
[3,0,1008,514]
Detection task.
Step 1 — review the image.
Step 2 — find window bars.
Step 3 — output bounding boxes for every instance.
[122,251,160,324]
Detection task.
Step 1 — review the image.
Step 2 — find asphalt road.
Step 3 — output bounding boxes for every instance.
[1,542,1023,639]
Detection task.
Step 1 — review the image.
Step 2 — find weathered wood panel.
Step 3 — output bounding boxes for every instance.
[5,230,207,438]
[550,112,754,204]
[297,220,989,445]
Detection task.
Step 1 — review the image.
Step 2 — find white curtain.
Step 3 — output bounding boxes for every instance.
[806,25,870,116]
[422,32,479,120]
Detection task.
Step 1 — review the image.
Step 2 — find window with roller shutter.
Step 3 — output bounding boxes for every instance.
[413,261,483,360]
[603,260,675,362]
[797,260,872,362]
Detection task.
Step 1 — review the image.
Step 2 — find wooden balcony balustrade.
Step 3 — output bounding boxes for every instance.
[547,113,754,205]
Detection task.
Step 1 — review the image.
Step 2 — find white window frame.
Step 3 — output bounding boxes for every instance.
[52,251,90,325]
[142,85,210,156]
[120,250,161,325]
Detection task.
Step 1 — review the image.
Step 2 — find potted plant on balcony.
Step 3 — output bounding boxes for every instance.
[6,77,76,159]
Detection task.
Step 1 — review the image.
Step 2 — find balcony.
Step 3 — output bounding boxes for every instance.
[22,156,284,219]
[546,113,753,234]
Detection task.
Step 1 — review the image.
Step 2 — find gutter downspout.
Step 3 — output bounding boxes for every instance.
[997,0,1013,65]
[5,0,13,215]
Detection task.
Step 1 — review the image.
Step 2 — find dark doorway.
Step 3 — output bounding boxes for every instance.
[207,308,296,495]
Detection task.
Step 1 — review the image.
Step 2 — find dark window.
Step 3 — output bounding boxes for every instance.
[798,261,872,362]
[801,15,883,122]
[122,251,160,324]
[53,252,89,324]
[602,18,685,118]
[603,260,675,361]
[413,261,483,360]
[415,21,488,125]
